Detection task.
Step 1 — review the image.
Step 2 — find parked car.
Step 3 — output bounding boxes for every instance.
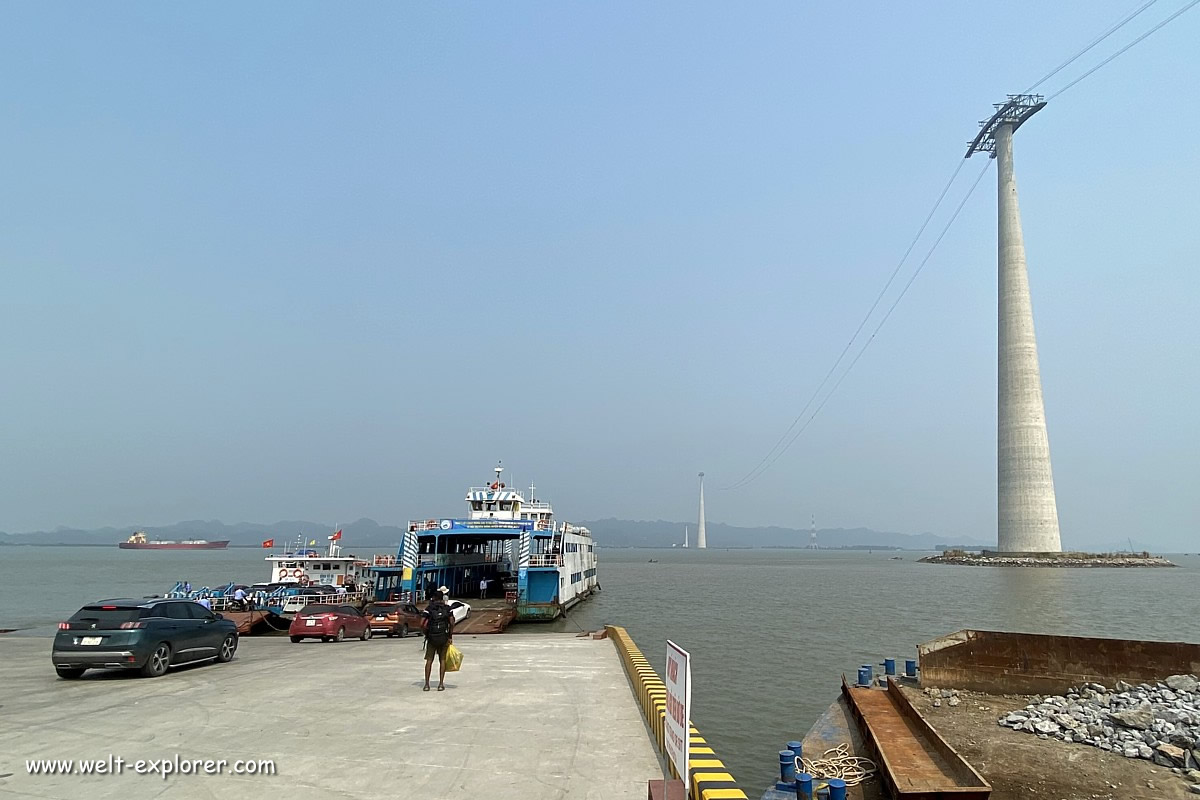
[365,602,424,638]
[289,604,371,643]
[447,600,471,624]
[52,599,239,679]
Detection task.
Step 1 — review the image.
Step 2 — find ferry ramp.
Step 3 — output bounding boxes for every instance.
[0,633,664,800]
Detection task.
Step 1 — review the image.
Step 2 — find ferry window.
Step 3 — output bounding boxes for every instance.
[472,502,482,511]
[323,563,332,570]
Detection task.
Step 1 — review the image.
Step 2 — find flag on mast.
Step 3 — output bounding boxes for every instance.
[261,539,274,548]
[328,529,343,541]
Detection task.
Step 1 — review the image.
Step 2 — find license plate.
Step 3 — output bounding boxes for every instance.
[374,615,386,620]
[80,636,102,645]
[305,619,317,626]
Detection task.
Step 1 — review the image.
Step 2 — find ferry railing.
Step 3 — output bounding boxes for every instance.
[280,589,373,610]
[372,554,398,566]
[417,553,507,567]
[527,554,562,567]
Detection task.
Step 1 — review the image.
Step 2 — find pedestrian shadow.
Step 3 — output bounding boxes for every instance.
[407,680,458,690]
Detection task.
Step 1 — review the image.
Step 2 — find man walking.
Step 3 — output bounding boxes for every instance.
[479,577,489,599]
[422,593,455,692]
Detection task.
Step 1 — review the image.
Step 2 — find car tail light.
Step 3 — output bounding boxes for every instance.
[101,606,117,610]
[58,622,70,630]
[119,621,146,629]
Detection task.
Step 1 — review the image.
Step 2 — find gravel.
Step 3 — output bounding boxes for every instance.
[996,675,1200,773]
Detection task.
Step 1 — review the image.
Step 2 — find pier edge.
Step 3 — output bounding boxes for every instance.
[606,625,748,799]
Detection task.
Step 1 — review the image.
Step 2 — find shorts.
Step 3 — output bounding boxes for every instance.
[425,635,449,661]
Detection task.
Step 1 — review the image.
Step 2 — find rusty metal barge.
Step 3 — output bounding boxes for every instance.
[759,630,1200,800]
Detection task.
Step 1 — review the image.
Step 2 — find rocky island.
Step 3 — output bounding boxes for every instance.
[919,549,1176,567]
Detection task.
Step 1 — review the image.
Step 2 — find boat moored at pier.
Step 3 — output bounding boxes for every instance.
[372,464,599,621]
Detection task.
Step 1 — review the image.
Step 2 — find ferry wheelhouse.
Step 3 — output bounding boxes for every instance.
[256,534,372,614]
[373,465,599,621]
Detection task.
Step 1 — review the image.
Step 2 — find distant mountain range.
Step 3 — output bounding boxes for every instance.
[0,517,984,551]
[581,519,983,550]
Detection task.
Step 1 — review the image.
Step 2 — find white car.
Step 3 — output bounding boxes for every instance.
[447,600,471,624]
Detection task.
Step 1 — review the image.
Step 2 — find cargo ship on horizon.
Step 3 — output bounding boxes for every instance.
[118,531,229,550]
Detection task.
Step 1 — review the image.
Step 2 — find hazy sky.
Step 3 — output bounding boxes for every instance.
[2,3,1196,550]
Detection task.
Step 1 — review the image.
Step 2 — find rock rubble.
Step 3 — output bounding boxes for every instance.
[996,675,1200,773]
[919,553,1176,567]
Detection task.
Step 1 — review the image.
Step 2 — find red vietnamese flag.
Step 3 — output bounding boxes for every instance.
[328,529,342,541]
[261,539,274,548]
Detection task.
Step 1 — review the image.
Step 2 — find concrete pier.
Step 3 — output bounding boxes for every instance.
[995,122,1063,554]
[0,634,663,799]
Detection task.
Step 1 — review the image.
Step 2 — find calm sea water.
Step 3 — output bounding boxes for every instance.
[2,545,1197,787]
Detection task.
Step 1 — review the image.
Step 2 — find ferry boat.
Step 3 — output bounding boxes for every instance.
[119,531,229,550]
[264,534,373,614]
[166,532,373,619]
[371,464,599,621]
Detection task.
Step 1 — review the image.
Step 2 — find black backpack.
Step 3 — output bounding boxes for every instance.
[425,603,452,636]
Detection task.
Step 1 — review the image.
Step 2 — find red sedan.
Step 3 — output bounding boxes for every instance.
[289,604,372,643]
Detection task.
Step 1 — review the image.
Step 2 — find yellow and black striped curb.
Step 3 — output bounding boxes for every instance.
[606,625,748,800]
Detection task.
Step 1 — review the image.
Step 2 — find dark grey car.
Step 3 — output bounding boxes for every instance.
[52,598,239,679]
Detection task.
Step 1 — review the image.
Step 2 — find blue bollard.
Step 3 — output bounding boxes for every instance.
[795,772,813,799]
[857,666,871,687]
[787,741,803,767]
[861,664,874,682]
[779,750,796,784]
[883,657,896,676]
[905,658,918,677]
[827,778,847,800]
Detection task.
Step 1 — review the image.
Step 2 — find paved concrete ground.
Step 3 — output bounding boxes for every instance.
[0,633,664,799]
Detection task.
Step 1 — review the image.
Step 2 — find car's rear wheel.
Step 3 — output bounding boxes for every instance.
[399,624,409,639]
[217,635,237,662]
[141,643,171,678]
[360,626,372,641]
[290,636,303,643]
[334,627,345,643]
[55,666,86,679]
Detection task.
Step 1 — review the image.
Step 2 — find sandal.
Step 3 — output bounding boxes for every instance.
[437,685,445,691]
[423,686,430,692]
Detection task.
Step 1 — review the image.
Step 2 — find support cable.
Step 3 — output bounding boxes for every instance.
[725,160,992,490]
[1023,0,1160,93]
[1049,0,1200,100]
[720,158,967,491]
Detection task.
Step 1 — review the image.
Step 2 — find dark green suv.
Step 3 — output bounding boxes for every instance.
[52,598,239,679]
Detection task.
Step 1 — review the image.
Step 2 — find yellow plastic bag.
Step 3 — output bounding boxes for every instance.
[444,643,463,672]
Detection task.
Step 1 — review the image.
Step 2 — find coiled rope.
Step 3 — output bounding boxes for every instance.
[795,743,877,787]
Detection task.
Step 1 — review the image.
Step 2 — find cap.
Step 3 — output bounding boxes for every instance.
[438,586,449,593]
